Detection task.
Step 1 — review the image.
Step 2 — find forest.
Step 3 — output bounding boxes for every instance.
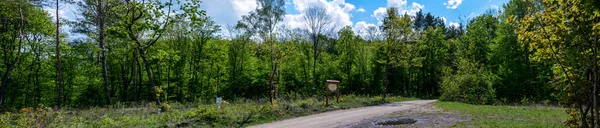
[1,0,600,127]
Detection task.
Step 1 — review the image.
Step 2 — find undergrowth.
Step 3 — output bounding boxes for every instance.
[0,95,416,127]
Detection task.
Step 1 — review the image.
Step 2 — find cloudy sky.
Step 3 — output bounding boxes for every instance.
[201,0,507,34]
[48,0,508,39]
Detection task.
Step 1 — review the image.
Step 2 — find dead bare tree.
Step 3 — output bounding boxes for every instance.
[303,6,332,94]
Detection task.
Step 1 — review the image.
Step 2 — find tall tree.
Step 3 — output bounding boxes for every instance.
[303,6,331,94]
[488,0,549,102]
[112,0,174,107]
[177,0,220,101]
[0,0,25,108]
[73,0,111,105]
[418,27,448,97]
[380,8,414,99]
[55,0,64,109]
[460,14,497,65]
[97,0,109,106]
[516,0,600,126]
[336,26,357,92]
[237,0,285,104]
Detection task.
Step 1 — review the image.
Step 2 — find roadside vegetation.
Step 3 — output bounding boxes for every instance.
[0,95,414,127]
[436,101,567,127]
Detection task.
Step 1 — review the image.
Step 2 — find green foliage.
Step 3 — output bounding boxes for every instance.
[460,14,497,65]
[0,0,580,126]
[440,59,497,105]
[486,0,553,103]
[515,0,600,126]
[417,27,449,97]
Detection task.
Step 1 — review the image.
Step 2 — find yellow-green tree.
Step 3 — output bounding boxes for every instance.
[516,0,600,127]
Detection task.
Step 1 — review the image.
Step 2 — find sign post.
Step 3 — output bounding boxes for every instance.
[216,97,222,109]
[326,80,340,106]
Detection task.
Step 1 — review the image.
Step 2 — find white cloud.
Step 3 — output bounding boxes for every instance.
[441,16,447,23]
[372,7,387,22]
[44,2,80,22]
[357,7,366,12]
[449,21,460,28]
[353,21,378,38]
[444,0,463,9]
[387,0,407,8]
[490,4,499,10]
[202,0,257,26]
[279,0,356,31]
[411,2,424,10]
[282,13,305,30]
[372,1,424,23]
[44,3,82,40]
[43,8,68,20]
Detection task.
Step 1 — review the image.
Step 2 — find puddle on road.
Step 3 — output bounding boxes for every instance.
[374,117,417,125]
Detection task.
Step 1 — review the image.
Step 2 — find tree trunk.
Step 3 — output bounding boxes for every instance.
[0,70,13,107]
[97,0,110,106]
[133,51,138,102]
[137,56,142,102]
[270,39,276,105]
[594,17,599,127]
[384,61,390,99]
[35,57,41,105]
[131,52,136,102]
[136,48,161,106]
[56,0,64,109]
[166,63,170,101]
[312,35,318,95]
[0,0,25,108]
[120,63,130,102]
[384,40,391,99]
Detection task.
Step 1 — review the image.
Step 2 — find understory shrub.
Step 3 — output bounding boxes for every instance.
[440,59,497,104]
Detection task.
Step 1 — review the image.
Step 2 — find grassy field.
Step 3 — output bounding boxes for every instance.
[0,95,416,127]
[435,101,568,127]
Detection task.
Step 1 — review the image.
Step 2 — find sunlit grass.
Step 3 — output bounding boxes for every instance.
[436,101,567,127]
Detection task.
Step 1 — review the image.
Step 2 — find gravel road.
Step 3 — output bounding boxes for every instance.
[248,100,438,128]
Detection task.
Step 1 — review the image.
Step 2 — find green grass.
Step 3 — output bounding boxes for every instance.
[0,95,416,127]
[435,101,568,127]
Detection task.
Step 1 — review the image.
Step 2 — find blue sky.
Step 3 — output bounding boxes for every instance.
[200,0,508,37]
[48,0,509,39]
[343,0,507,25]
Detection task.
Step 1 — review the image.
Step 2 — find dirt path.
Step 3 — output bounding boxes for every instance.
[248,100,438,128]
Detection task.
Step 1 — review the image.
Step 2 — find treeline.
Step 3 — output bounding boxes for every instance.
[0,0,545,108]
[2,0,600,126]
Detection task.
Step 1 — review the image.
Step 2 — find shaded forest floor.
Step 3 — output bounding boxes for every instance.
[0,95,416,127]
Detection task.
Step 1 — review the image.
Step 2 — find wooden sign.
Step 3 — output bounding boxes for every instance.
[326,80,340,106]
[328,82,338,91]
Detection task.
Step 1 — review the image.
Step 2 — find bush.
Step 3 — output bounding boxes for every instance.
[440,59,497,104]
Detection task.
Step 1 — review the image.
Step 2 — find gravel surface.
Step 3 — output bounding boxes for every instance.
[346,103,468,128]
[248,100,440,128]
